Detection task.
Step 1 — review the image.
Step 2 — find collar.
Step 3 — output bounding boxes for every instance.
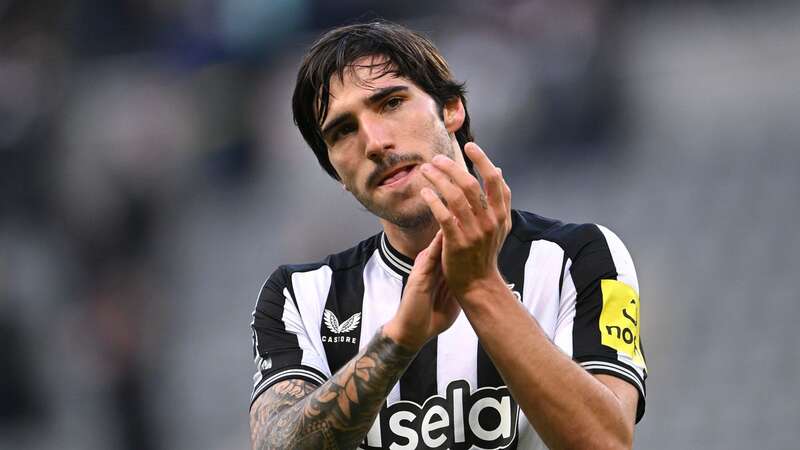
[377,232,414,278]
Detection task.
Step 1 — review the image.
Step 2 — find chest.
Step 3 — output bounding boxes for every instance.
[317,242,565,379]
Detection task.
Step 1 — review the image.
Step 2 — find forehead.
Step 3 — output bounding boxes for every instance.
[330,56,400,92]
[324,56,423,110]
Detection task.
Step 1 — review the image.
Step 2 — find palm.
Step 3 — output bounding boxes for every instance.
[427,265,459,333]
[391,231,461,349]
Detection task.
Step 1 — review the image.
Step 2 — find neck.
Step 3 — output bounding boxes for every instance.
[380,218,439,260]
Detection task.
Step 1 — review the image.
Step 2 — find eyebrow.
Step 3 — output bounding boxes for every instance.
[320,85,410,141]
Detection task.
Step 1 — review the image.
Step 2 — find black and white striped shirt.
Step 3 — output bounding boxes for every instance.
[251,210,647,449]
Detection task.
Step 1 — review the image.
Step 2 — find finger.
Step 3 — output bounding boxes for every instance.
[420,162,478,233]
[430,154,485,218]
[464,143,505,216]
[426,230,443,262]
[498,167,511,210]
[413,245,433,273]
[420,187,462,240]
[442,292,461,318]
[412,231,442,276]
[498,167,512,232]
[499,167,511,209]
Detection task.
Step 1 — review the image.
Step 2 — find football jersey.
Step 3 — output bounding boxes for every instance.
[250,210,647,449]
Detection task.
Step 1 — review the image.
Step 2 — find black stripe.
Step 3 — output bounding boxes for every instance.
[283,262,325,310]
[568,225,619,363]
[400,340,438,405]
[250,364,328,409]
[251,267,305,403]
[544,223,649,422]
[397,275,438,405]
[253,267,301,358]
[476,233,532,390]
[581,360,646,423]
[558,252,568,298]
[542,223,619,361]
[472,232,530,450]
[378,232,414,277]
[321,264,365,374]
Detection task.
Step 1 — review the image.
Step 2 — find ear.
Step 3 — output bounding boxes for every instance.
[443,97,465,134]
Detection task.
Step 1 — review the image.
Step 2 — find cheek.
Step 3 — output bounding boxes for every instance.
[329,153,353,178]
[398,108,446,143]
[334,163,364,193]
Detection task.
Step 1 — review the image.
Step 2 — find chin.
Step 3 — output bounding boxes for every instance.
[353,182,434,229]
[382,202,435,229]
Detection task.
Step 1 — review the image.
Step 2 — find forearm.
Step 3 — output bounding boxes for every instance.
[252,327,416,450]
[460,275,632,450]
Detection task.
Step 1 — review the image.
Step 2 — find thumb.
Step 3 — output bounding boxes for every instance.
[413,231,443,274]
[428,230,443,260]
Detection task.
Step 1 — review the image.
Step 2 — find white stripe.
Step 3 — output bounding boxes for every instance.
[382,236,412,271]
[252,368,263,388]
[553,259,576,357]
[290,268,335,377]
[522,240,565,337]
[381,239,411,273]
[580,361,645,396]
[262,368,326,387]
[436,310,478,396]
[252,368,327,400]
[381,234,412,273]
[375,250,404,281]
[596,225,639,294]
[581,359,639,381]
[581,361,644,390]
[617,352,647,378]
[250,277,268,354]
[360,251,404,404]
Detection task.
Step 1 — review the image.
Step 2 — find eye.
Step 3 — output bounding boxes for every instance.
[383,96,404,111]
[331,123,357,143]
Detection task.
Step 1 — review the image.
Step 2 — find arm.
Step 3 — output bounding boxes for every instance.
[250,328,416,450]
[420,143,640,450]
[454,272,637,450]
[250,232,460,450]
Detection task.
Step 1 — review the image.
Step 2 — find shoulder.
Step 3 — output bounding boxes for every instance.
[509,209,637,289]
[510,209,631,259]
[260,232,383,295]
[508,209,609,249]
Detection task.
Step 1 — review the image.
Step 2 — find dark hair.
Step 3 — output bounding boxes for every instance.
[292,20,474,180]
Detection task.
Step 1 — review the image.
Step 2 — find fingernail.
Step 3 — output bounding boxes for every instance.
[421,163,431,172]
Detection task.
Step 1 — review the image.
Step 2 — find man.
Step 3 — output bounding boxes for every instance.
[250,21,646,450]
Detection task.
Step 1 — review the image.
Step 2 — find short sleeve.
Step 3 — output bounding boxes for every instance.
[553,224,648,422]
[250,266,329,408]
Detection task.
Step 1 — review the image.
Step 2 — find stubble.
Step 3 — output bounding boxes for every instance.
[350,130,455,229]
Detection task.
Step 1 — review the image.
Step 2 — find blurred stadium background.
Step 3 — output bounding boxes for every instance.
[1,1,798,449]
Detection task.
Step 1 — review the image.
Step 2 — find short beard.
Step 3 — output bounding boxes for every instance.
[350,163,436,229]
[374,201,435,229]
[351,132,455,230]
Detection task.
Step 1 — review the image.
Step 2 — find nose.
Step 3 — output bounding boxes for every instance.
[361,115,394,162]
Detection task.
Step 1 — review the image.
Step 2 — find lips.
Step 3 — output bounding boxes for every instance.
[378,164,416,187]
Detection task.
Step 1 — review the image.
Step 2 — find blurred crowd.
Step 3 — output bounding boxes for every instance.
[1,1,798,449]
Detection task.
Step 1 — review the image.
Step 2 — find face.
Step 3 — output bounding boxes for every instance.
[320,57,465,229]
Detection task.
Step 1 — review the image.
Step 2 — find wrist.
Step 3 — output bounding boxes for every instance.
[459,270,509,304]
[382,319,425,353]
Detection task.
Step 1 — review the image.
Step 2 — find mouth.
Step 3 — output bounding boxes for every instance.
[377,164,417,189]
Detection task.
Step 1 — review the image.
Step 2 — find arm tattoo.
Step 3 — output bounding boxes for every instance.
[250,379,317,448]
[250,327,417,450]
